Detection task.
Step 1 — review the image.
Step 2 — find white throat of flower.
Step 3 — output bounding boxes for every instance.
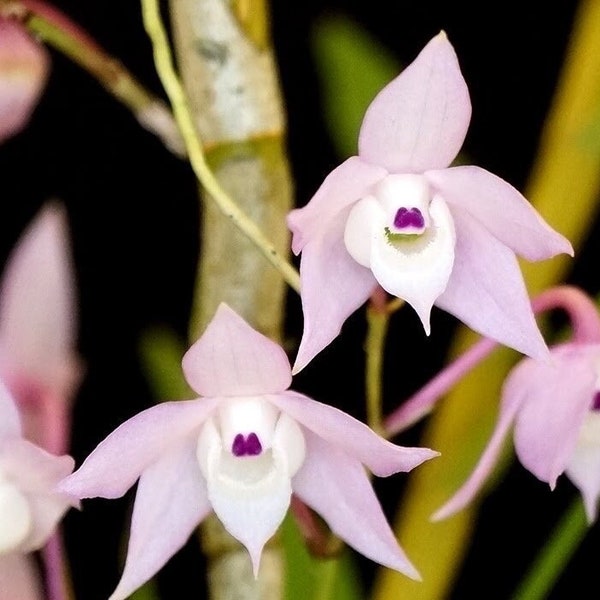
[344,174,456,332]
[196,396,306,571]
[0,469,32,554]
[565,389,600,521]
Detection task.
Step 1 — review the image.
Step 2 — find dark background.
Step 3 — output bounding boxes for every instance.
[1,1,598,598]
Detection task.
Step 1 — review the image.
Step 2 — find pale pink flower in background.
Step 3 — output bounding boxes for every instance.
[0,382,75,600]
[0,203,81,456]
[60,304,438,600]
[287,31,572,373]
[0,17,49,143]
[433,341,600,523]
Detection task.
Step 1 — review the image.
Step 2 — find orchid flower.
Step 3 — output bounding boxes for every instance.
[0,381,76,600]
[60,304,438,600]
[433,287,600,523]
[0,203,81,456]
[0,17,49,143]
[287,32,572,373]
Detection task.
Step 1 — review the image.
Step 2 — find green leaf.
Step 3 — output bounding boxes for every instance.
[511,498,588,600]
[311,16,400,159]
[281,514,362,600]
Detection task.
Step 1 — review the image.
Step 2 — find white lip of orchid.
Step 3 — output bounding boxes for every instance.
[196,396,306,487]
[196,397,306,566]
[344,173,456,332]
[0,469,32,554]
[344,174,433,267]
[575,410,600,446]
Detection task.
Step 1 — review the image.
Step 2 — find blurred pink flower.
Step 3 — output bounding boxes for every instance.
[61,304,438,600]
[434,341,600,523]
[288,32,572,373]
[0,203,81,456]
[0,382,75,600]
[0,18,49,142]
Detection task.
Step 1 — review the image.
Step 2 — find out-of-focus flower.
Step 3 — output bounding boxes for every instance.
[0,381,75,600]
[433,341,600,523]
[60,304,438,600]
[0,18,49,143]
[287,32,572,372]
[0,203,81,455]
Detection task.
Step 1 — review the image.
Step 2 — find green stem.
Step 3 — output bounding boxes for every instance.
[365,305,390,435]
[140,0,301,294]
[314,558,339,600]
[511,498,588,600]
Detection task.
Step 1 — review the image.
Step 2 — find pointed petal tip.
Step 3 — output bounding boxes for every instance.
[426,449,441,461]
[429,508,446,523]
[358,29,470,172]
[430,485,475,522]
[522,338,551,363]
[291,350,311,375]
[55,474,85,500]
[386,550,421,580]
[565,240,575,257]
[583,497,598,524]
[418,310,432,336]
[247,543,264,579]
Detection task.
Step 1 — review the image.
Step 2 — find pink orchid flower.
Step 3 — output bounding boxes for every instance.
[0,17,49,143]
[430,286,600,523]
[0,203,81,456]
[60,304,438,600]
[433,341,600,523]
[287,32,572,373]
[0,381,75,600]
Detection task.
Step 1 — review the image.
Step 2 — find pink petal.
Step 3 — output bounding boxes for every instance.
[511,345,598,487]
[0,19,49,143]
[425,166,573,260]
[287,157,387,254]
[0,381,21,440]
[182,304,292,397]
[59,399,217,499]
[269,392,438,476]
[0,438,75,551]
[432,388,522,521]
[358,32,471,173]
[0,203,79,393]
[0,553,43,600]
[436,206,548,359]
[292,215,376,373]
[109,441,211,600]
[22,490,72,553]
[0,439,73,494]
[293,430,420,579]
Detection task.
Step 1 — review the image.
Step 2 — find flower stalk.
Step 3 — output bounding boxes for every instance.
[0,0,185,155]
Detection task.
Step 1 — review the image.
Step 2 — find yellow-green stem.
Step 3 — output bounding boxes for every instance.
[365,306,390,435]
[140,0,300,295]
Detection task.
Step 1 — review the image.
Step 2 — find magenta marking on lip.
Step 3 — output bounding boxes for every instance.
[232,433,263,456]
[394,207,425,229]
